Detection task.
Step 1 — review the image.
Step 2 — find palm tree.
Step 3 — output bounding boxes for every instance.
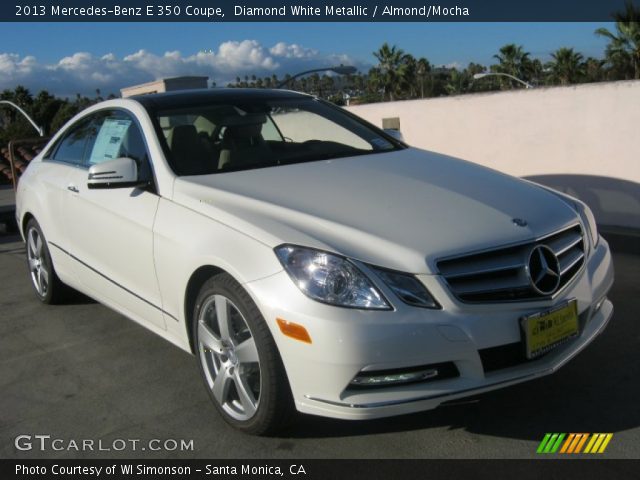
[444,69,470,95]
[366,67,384,97]
[595,2,640,79]
[466,63,492,92]
[583,57,606,82]
[308,73,320,95]
[319,75,335,98]
[372,43,408,101]
[299,77,308,93]
[528,59,545,86]
[416,57,431,98]
[11,85,34,107]
[400,54,418,98]
[547,47,585,85]
[493,44,532,88]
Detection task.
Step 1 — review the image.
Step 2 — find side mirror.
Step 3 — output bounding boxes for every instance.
[87,157,144,189]
[384,128,405,143]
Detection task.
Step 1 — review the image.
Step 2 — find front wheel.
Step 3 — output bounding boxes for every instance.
[193,273,294,435]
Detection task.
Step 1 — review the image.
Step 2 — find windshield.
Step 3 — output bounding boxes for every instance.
[152,97,402,176]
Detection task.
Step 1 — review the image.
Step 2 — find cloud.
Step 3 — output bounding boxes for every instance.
[443,61,463,70]
[0,40,363,97]
[269,42,317,59]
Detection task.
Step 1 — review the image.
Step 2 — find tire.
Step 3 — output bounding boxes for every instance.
[193,272,294,435]
[25,219,69,304]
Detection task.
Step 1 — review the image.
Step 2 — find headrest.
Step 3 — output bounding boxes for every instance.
[225,123,263,139]
[172,124,199,144]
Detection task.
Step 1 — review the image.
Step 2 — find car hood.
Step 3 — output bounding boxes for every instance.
[172,148,579,274]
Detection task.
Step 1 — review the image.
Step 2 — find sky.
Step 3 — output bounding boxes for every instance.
[0,22,614,97]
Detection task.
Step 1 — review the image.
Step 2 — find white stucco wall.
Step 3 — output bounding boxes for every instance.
[347,80,640,230]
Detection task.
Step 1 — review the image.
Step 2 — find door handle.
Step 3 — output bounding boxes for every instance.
[67,184,79,193]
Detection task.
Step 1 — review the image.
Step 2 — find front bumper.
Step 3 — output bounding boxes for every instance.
[247,237,614,420]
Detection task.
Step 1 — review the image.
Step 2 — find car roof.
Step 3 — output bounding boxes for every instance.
[131,88,311,111]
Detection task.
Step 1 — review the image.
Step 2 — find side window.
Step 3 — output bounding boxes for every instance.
[85,111,152,182]
[261,116,284,142]
[50,117,98,165]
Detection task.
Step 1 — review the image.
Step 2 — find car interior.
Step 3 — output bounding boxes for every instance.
[157,104,379,176]
[160,109,278,175]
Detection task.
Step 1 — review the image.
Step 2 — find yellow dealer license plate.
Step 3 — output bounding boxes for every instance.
[521,300,579,359]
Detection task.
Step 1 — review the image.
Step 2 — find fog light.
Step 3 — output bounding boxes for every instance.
[351,369,439,387]
[349,362,460,388]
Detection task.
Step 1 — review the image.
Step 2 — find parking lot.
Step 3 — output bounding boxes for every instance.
[1,230,638,459]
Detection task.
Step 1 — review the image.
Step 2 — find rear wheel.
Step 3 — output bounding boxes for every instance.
[25,219,68,304]
[193,273,294,435]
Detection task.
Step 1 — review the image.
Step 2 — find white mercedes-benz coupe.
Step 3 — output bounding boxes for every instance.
[16,89,614,434]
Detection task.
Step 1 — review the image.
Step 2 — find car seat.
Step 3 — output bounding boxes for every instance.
[218,121,273,171]
[171,124,213,175]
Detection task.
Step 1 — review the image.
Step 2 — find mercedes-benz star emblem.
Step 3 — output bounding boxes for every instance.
[527,245,561,295]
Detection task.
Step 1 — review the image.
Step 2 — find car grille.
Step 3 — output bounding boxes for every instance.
[437,224,585,303]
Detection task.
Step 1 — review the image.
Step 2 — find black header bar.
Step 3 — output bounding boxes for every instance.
[5,459,640,480]
[3,0,636,22]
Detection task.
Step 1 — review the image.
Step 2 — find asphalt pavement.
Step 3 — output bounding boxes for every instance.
[1,231,638,459]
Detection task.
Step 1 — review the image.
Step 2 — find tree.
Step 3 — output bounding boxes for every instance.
[492,44,532,88]
[10,85,34,107]
[31,90,64,135]
[49,102,80,134]
[416,57,431,98]
[583,57,606,82]
[528,59,545,86]
[445,68,470,95]
[0,86,82,142]
[547,47,585,85]
[366,67,383,97]
[0,86,37,143]
[372,43,409,100]
[320,74,335,98]
[595,1,640,79]
[458,63,489,92]
[400,54,418,98]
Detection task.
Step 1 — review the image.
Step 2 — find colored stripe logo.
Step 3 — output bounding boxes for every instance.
[537,433,613,454]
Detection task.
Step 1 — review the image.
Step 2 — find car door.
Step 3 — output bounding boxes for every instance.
[33,118,98,285]
[63,109,165,330]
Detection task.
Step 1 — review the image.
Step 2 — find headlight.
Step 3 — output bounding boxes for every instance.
[275,245,390,310]
[372,268,440,309]
[576,201,599,249]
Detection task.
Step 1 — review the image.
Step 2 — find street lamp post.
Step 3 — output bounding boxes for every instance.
[472,72,534,89]
[277,65,357,89]
[0,100,44,136]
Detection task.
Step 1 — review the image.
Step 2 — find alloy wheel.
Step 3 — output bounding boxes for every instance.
[198,294,261,421]
[27,227,49,298]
